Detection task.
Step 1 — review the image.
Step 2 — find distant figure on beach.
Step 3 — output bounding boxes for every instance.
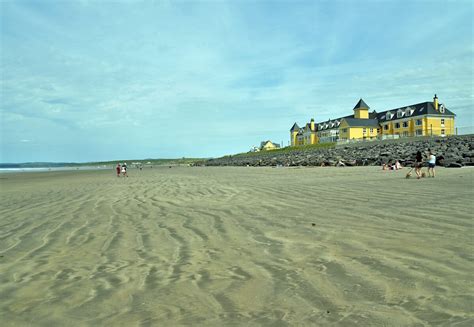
[415,151,423,179]
[336,160,345,167]
[394,160,402,170]
[116,163,121,177]
[122,163,128,177]
[428,150,436,178]
[384,161,394,170]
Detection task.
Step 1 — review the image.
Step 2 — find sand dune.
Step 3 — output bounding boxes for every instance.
[0,167,473,326]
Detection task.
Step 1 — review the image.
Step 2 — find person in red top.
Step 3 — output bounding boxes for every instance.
[116,163,121,177]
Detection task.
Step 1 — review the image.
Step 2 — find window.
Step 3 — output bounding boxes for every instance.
[397,111,404,118]
[403,131,409,137]
[440,104,445,113]
[402,121,408,128]
[416,129,423,136]
[342,128,347,133]
[441,129,445,135]
[384,124,389,130]
[386,112,392,120]
[441,119,445,126]
[415,119,422,126]
[394,123,400,129]
[363,128,366,133]
[370,128,374,133]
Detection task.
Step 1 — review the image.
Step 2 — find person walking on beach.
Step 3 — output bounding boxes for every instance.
[122,163,128,177]
[428,150,436,178]
[116,163,121,177]
[415,151,423,179]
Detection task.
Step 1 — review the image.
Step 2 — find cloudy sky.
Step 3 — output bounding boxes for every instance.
[1,0,472,163]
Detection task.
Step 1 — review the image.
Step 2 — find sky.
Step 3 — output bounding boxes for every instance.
[1,0,473,163]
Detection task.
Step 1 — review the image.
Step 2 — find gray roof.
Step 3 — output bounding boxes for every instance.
[316,115,352,131]
[290,122,300,131]
[353,99,370,110]
[376,101,455,122]
[341,118,379,127]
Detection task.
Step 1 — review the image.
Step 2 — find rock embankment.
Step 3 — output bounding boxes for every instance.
[202,135,474,168]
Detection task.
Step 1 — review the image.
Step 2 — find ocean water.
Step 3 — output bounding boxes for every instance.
[0,166,110,173]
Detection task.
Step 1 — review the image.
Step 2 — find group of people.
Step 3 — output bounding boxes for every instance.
[414,150,436,179]
[116,163,128,177]
[382,160,402,171]
[383,150,436,179]
[391,150,436,179]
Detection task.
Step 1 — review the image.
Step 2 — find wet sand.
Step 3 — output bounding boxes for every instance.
[0,166,473,326]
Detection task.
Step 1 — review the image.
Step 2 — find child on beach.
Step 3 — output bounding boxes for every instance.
[415,151,423,179]
[428,150,436,178]
[116,163,121,177]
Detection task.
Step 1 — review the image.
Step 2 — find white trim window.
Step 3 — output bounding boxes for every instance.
[416,129,423,136]
[397,110,404,118]
[403,131,409,137]
[415,119,422,126]
[402,121,409,128]
[441,129,445,135]
[394,122,400,129]
[383,124,389,130]
[441,118,445,127]
[370,128,374,133]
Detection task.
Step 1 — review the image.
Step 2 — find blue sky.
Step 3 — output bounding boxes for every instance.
[1,0,472,162]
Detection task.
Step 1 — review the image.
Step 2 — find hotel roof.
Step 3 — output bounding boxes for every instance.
[376,101,456,122]
[341,118,379,127]
[290,123,300,131]
[353,99,370,110]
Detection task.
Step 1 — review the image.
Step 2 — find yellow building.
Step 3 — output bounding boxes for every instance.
[290,95,455,145]
[260,140,280,151]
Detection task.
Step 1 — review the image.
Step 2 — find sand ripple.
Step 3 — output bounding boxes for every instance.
[0,167,473,326]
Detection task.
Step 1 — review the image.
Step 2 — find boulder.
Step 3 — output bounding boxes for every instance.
[447,162,463,168]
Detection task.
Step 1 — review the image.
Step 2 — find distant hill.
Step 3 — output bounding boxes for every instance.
[0,158,205,169]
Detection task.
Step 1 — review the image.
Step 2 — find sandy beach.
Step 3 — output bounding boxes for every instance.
[0,166,472,326]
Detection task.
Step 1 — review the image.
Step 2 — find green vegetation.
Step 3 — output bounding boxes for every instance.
[226,142,336,158]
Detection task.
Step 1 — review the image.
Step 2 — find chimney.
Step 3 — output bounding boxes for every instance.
[433,94,439,111]
[310,118,315,131]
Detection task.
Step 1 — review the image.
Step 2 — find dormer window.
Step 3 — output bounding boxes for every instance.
[406,106,414,116]
[386,112,393,120]
[439,104,445,113]
[397,110,404,118]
